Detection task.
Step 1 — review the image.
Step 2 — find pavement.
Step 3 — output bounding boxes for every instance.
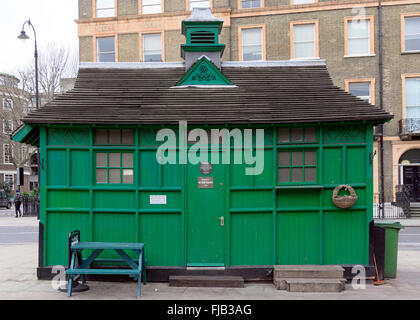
[1,208,420,300]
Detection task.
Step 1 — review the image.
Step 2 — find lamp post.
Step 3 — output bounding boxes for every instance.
[18,19,39,110]
[18,19,40,218]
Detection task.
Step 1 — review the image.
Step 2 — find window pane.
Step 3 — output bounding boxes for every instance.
[190,0,210,9]
[291,128,303,142]
[143,0,161,14]
[122,129,134,145]
[294,42,315,59]
[291,168,303,182]
[405,17,420,51]
[278,128,289,143]
[243,45,262,61]
[143,34,162,62]
[109,169,121,183]
[305,151,316,166]
[304,167,316,182]
[278,168,289,182]
[349,82,370,100]
[242,28,262,61]
[293,0,314,3]
[348,38,370,56]
[305,128,317,142]
[406,78,420,107]
[348,20,369,38]
[96,129,108,144]
[122,169,134,184]
[96,169,108,183]
[109,153,121,167]
[242,0,261,8]
[97,37,115,62]
[96,0,115,17]
[291,152,303,166]
[122,153,133,168]
[293,24,315,58]
[278,152,289,166]
[109,129,121,144]
[96,153,107,167]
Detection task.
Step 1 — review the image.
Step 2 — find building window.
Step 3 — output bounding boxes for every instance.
[241,0,261,8]
[3,120,13,134]
[96,0,115,18]
[292,0,315,4]
[4,174,14,190]
[97,37,116,62]
[291,22,318,59]
[406,77,420,119]
[96,152,134,184]
[346,79,375,104]
[403,16,420,52]
[95,129,134,145]
[189,0,210,10]
[277,128,318,184]
[142,0,162,14]
[3,144,13,164]
[345,17,374,56]
[142,34,162,62]
[241,27,263,61]
[2,98,13,110]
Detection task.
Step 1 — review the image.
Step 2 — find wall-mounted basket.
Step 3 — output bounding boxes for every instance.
[332,185,358,209]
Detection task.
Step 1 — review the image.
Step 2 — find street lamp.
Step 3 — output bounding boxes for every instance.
[17,19,39,110]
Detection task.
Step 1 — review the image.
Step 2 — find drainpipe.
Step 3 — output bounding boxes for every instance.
[378,0,385,219]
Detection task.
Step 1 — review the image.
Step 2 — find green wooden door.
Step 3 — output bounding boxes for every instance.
[187,155,225,266]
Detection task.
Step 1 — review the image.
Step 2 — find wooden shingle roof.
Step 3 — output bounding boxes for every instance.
[22,60,392,125]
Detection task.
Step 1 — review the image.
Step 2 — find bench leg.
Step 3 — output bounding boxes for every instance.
[67,276,73,297]
[137,276,141,298]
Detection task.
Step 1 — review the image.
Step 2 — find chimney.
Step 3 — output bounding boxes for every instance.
[181,8,225,70]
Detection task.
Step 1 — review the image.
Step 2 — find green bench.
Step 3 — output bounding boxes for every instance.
[66,238,146,298]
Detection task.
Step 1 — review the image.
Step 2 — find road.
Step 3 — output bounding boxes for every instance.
[0,208,38,245]
[399,226,420,251]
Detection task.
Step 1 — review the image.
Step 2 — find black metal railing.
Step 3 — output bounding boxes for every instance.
[22,196,40,218]
[395,184,411,218]
[373,203,406,219]
[399,118,420,137]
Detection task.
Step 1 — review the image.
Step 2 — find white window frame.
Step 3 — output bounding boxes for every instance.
[348,82,372,103]
[241,27,264,61]
[403,16,420,52]
[4,174,14,190]
[189,0,210,10]
[142,0,162,14]
[142,33,163,62]
[2,98,13,110]
[406,77,420,119]
[3,144,13,165]
[96,0,115,18]
[241,0,262,9]
[97,36,116,62]
[3,120,13,134]
[291,22,317,59]
[292,0,315,4]
[346,18,372,57]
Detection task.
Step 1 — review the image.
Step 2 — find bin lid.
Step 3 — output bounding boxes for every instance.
[374,220,405,229]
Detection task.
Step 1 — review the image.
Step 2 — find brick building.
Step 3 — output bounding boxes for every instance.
[0,73,38,194]
[76,0,420,208]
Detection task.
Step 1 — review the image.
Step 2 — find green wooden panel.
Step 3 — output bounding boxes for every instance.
[253,149,273,186]
[47,150,67,186]
[93,191,135,209]
[323,210,367,264]
[139,128,161,147]
[230,213,273,265]
[48,127,89,146]
[47,191,89,209]
[346,147,366,184]
[139,150,160,187]
[139,191,181,210]
[231,190,272,210]
[71,150,90,187]
[323,126,365,144]
[277,212,320,265]
[277,190,319,209]
[162,161,182,188]
[139,213,183,266]
[323,147,342,185]
[230,162,251,187]
[46,212,90,266]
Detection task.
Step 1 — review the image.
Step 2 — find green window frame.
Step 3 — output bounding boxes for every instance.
[95,128,135,146]
[277,127,319,184]
[95,152,134,185]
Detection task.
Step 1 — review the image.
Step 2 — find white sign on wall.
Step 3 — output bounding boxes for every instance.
[150,195,167,205]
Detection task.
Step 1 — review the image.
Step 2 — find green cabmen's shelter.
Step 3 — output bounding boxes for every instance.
[14,9,392,281]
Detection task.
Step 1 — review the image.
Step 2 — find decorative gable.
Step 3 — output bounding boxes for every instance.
[176,56,233,86]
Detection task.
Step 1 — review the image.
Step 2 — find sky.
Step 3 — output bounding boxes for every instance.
[0,0,78,77]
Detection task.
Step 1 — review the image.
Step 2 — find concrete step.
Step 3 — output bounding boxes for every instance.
[274,265,344,279]
[284,278,346,293]
[169,275,244,288]
[274,278,347,291]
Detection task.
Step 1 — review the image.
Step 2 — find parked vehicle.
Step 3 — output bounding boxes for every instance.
[0,190,12,209]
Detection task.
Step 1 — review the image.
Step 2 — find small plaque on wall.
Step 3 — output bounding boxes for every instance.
[150,195,167,205]
[198,177,214,189]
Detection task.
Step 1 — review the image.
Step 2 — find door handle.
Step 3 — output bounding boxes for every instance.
[218,216,224,226]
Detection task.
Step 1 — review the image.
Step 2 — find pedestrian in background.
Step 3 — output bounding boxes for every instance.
[14,191,22,218]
